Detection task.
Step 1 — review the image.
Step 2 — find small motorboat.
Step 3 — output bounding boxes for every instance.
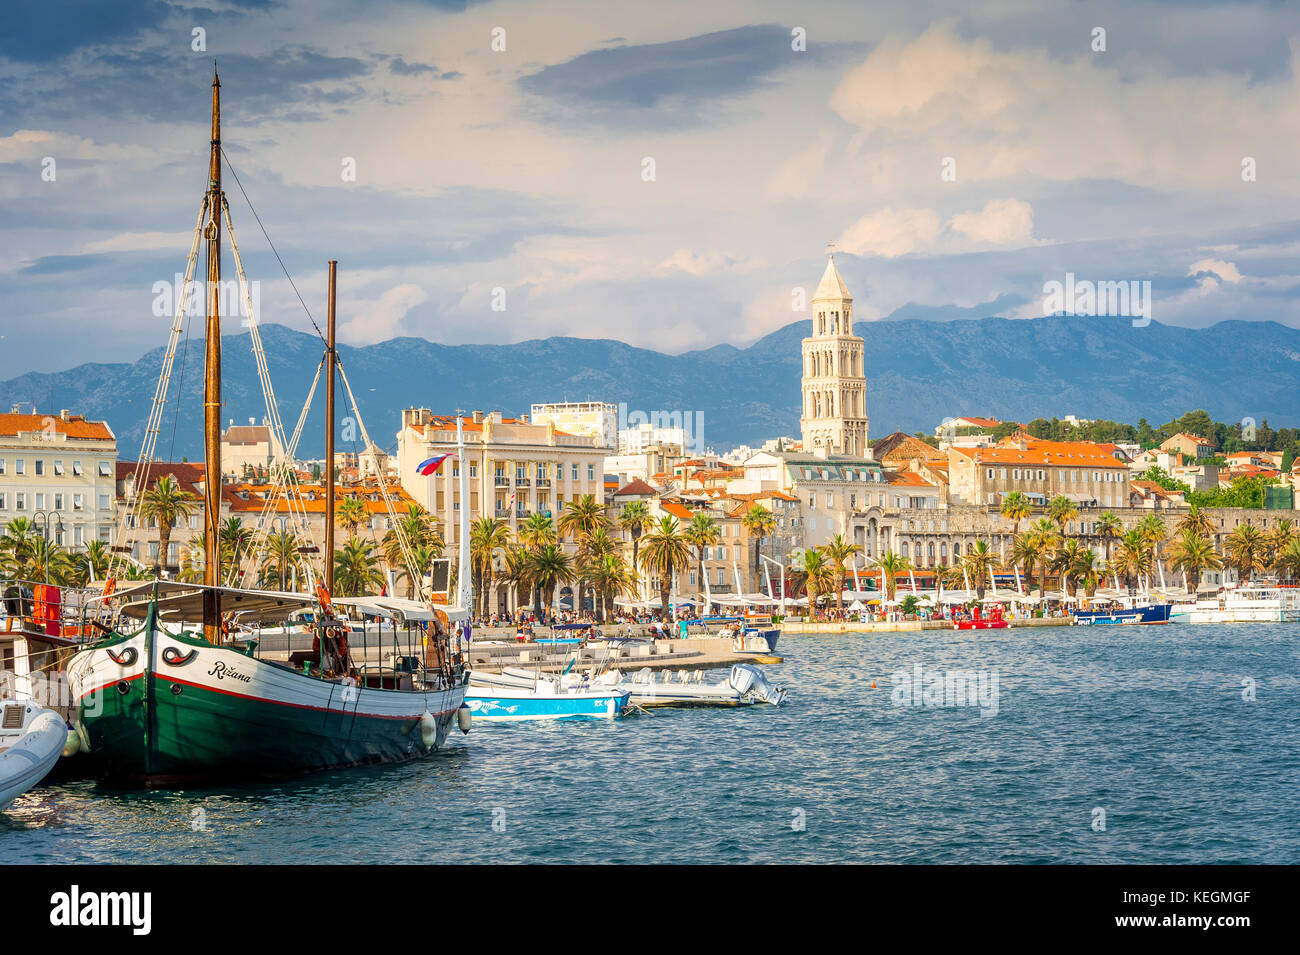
[0,700,69,810]
[1073,601,1172,626]
[465,673,629,721]
[475,664,788,708]
[952,605,1009,631]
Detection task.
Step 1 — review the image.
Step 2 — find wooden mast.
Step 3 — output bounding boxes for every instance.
[202,66,224,644]
[324,260,338,593]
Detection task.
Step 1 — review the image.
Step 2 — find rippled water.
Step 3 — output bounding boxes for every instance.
[3,624,1297,864]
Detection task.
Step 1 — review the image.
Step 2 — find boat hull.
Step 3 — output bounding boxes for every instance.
[67,624,466,786]
[0,705,68,810]
[1073,604,1172,626]
[464,687,629,721]
[953,620,1009,630]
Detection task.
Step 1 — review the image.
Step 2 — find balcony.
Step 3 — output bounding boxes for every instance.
[515,478,531,487]
[536,479,551,488]
[494,475,509,487]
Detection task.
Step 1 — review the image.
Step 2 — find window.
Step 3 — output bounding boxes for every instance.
[0,458,5,474]
[987,468,994,480]
[98,494,110,511]
[15,459,24,475]
[572,464,579,481]
[808,495,816,510]
[53,460,64,476]
[469,464,478,478]
[34,459,44,476]
[73,494,84,511]
[16,493,26,510]
[1037,470,1045,481]
[55,493,64,510]
[0,493,5,509]
[825,493,833,508]
[587,464,595,481]
[73,461,83,476]
[35,493,45,509]
[98,461,112,477]
[74,525,84,547]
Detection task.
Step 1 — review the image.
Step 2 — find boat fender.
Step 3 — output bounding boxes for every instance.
[61,724,81,757]
[457,703,472,735]
[75,721,91,754]
[420,710,438,747]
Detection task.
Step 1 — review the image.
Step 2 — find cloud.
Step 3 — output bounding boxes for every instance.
[837,207,942,258]
[950,199,1035,246]
[1187,259,1242,284]
[339,283,428,344]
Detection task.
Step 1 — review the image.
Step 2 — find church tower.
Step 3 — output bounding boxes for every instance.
[800,254,869,457]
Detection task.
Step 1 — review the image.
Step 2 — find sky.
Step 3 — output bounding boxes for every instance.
[3,0,1300,378]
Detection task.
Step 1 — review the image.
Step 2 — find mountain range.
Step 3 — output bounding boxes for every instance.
[2,315,1296,460]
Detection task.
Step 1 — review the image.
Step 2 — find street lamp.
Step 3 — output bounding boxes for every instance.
[31,510,65,585]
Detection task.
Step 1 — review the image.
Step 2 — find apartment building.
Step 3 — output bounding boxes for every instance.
[0,409,117,551]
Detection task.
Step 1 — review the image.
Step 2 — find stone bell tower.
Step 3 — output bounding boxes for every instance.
[799,254,868,456]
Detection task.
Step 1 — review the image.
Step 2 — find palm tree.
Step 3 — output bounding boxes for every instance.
[584,552,635,620]
[1011,528,1052,597]
[139,475,198,574]
[383,510,445,598]
[517,511,557,609]
[683,514,721,606]
[558,494,610,616]
[1049,539,1094,598]
[470,517,511,618]
[1111,528,1154,594]
[336,495,369,539]
[259,531,303,590]
[823,533,862,613]
[740,503,777,592]
[801,547,835,613]
[333,536,384,596]
[1167,529,1223,592]
[872,549,911,602]
[1046,495,1079,537]
[500,544,532,615]
[618,500,652,579]
[398,543,441,601]
[219,516,254,566]
[1136,513,1168,559]
[638,516,692,616]
[1177,505,1215,541]
[0,517,37,577]
[961,539,998,599]
[527,543,575,620]
[1000,491,1033,536]
[1275,538,1300,584]
[1095,511,1122,562]
[1224,524,1268,584]
[1268,519,1298,574]
[83,538,111,583]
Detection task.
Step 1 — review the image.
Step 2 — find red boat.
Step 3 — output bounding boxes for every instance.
[952,605,1009,630]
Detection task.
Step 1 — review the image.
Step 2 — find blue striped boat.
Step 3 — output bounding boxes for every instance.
[465,685,630,721]
[1073,603,1172,626]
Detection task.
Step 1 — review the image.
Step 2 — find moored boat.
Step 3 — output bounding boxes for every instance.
[1073,602,1172,626]
[0,700,68,810]
[1169,585,1300,624]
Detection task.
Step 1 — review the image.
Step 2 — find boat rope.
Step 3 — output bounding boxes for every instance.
[220,202,323,587]
[231,356,327,587]
[219,146,328,349]
[108,199,208,580]
[335,360,426,601]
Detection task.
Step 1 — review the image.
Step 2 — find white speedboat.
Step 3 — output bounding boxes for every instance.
[465,670,629,721]
[474,664,787,707]
[1170,585,1300,624]
[0,701,68,810]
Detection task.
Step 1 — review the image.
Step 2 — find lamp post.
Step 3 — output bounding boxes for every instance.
[31,510,66,585]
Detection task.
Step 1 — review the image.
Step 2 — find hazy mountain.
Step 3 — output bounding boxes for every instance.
[2,315,1297,459]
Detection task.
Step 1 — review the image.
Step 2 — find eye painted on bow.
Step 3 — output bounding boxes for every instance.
[162,647,199,667]
[105,647,138,667]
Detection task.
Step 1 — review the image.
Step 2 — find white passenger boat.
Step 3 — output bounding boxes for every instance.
[1169,585,1300,624]
[0,700,68,810]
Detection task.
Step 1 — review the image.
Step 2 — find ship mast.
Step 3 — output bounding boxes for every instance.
[324,261,338,593]
[202,67,224,644]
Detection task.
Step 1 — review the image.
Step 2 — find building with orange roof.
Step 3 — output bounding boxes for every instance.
[1159,432,1215,459]
[396,408,608,578]
[948,436,1130,508]
[1,407,118,553]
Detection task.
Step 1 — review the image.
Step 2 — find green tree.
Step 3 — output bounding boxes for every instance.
[139,475,199,574]
[638,516,692,616]
[740,503,777,592]
[823,533,862,613]
[1167,530,1223,591]
[683,514,721,606]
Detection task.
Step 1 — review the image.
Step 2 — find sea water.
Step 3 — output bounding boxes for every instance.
[2,623,1296,864]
